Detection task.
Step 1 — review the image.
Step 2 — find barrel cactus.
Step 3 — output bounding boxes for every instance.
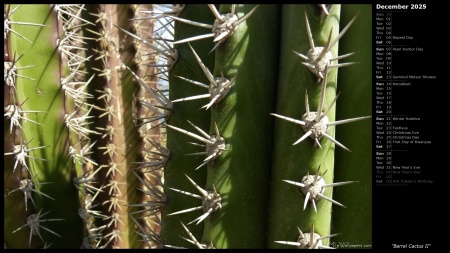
[4,4,371,249]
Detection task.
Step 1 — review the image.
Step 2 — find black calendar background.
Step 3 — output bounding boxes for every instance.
[372,1,442,249]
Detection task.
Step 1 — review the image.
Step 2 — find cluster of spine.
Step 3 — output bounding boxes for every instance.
[56,5,107,249]
[5,4,93,248]
[82,5,123,248]
[127,4,165,248]
[158,4,279,248]
[114,4,174,248]
[267,5,372,248]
